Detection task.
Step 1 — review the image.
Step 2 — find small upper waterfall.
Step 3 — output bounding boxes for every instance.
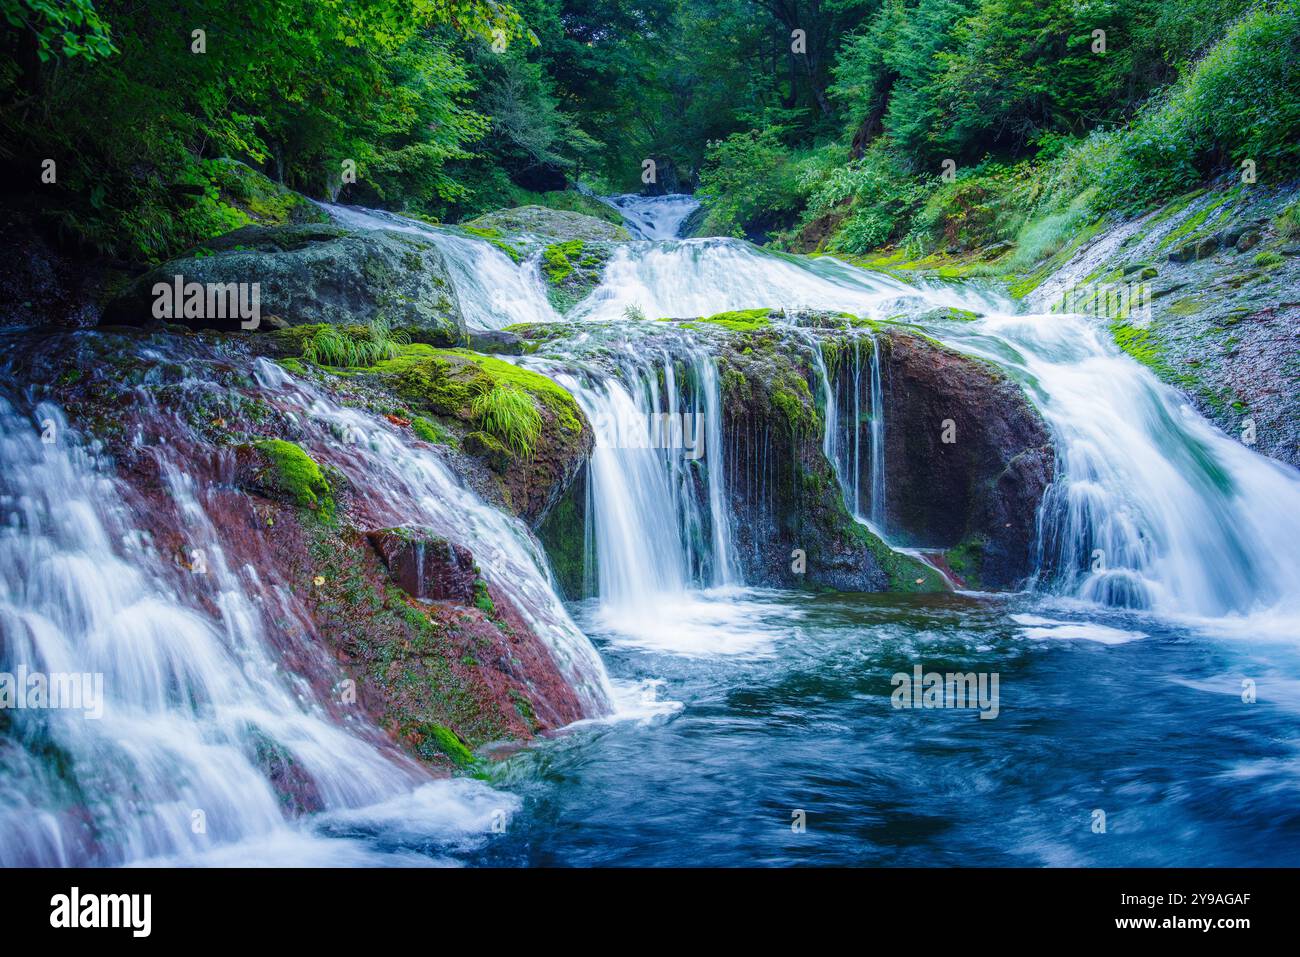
[600,194,700,240]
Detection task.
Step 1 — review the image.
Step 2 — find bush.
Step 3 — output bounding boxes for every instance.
[1098,2,1300,210]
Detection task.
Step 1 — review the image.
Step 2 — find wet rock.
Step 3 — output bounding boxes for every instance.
[102,223,466,341]
[1235,230,1263,252]
[1168,235,1221,263]
[463,205,630,243]
[367,527,477,603]
[861,331,1053,589]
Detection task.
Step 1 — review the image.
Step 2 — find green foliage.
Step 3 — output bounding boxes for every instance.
[1,0,523,262]
[697,127,805,237]
[1096,2,1300,210]
[302,319,411,368]
[1,0,115,61]
[252,439,334,517]
[470,383,542,457]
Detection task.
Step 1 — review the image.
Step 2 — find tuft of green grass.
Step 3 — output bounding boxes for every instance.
[470,384,542,458]
[1278,199,1300,239]
[302,317,411,368]
[1254,250,1283,268]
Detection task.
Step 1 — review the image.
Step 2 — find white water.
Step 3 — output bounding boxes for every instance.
[0,351,612,866]
[555,233,1300,626]
[600,194,700,240]
[321,203,560,331]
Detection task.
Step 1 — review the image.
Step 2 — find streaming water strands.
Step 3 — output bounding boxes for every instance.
[524,338,739,609]
[0,345,611,866]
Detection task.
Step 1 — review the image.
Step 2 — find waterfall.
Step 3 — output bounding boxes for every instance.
[525,334,739,610]
[600,194,700,240]
[319,203,560,331]
[562,236,1300,623]
[0,340,610,866]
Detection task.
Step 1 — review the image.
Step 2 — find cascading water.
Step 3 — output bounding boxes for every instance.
[320,203,560,330]
[0,337,611,866]
[525,335,738,608]
[600,194,700,241]
[560,234,1300,624]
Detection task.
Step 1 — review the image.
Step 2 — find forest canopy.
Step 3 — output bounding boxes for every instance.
[2,0,1297,262]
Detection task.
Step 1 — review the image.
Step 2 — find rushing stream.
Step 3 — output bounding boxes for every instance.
[3,194,1298,866]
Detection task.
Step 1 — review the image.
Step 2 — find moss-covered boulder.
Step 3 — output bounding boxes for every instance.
[102,223,466,341]
[322,344,593,526]
[464,204,630,243]
[539,239,617,313]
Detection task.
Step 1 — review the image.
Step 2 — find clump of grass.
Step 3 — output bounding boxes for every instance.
[1254,250,1283,268]
[1276,200,1300,239]
[623,303,646,321]
[302,317,410,368]
[470,384,542,457]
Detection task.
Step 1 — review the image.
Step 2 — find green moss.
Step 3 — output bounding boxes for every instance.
[944,536,987,590]
[1166,297,1204,316]
[410,415,456,445]
[408,723,476,767]
[689,307,772,332]
[771,376,817,436]
[1254,250,1283,268]
[458,225,525,263]
[252,439,334,518]
[846,520,944,592]
[1109,319,1192,387]
[277,357,307,375]
[541,240,585,284]
[473,577,495,615]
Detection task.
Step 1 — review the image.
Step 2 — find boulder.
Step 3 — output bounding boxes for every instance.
[102,223,466,341]
[464,205,630,243]
[367,528,477,603]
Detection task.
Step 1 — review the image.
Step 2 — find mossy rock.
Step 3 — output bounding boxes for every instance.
[463,205,630,243]
[249,439,335,519]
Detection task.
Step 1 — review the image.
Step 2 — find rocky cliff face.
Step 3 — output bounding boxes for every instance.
[1025,181,1300,470]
